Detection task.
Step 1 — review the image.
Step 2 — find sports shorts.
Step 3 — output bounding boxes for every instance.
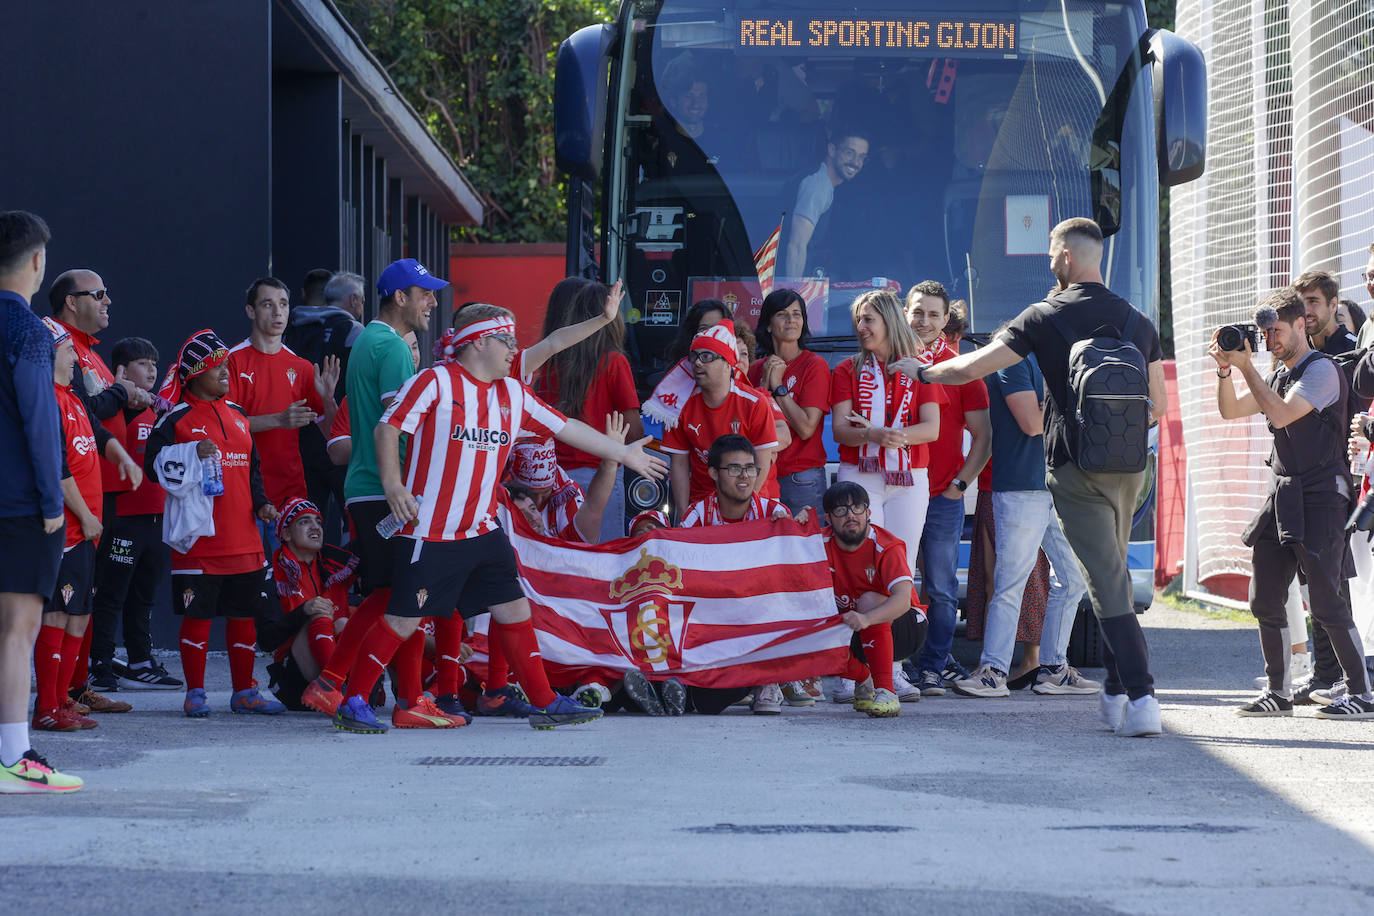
[387,530,523,620]
[0,514,64,597]
[47,540,96,616]
[172,567,276,621]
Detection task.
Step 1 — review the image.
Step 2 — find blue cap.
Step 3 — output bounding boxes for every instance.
[376,258,450,297]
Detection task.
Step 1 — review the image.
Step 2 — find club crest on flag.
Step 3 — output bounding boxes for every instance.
[61,583,74,605]
[602,548,691,670]
[416,588,429,610]
[182,588,195,609]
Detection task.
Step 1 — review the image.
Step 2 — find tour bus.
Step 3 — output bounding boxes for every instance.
[553,0,1206,660]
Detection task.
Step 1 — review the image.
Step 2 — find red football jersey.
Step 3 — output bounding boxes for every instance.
[328,396,350,449]
[382,362,567,541]
[661,384,779,502]
[108,406,166,517]
[55,384,103,550]
[822,523,912,614]
[747,349,832,475]
[533,352,639,470]
[829,359,945,469]
[227,342,324,507]
[924,347,990,496]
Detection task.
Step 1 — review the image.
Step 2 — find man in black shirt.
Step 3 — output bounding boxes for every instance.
[897,217,1167,738]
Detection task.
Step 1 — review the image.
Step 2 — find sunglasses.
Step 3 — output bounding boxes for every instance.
[689,350,724,364]
[71,288,108,302]
[485,332,518,350]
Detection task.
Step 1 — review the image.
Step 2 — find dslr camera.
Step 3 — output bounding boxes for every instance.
[1216,323,1261,352]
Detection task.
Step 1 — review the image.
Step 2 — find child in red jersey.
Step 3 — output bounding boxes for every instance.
[145,330,285,718]
[32,318,142,732]
[262,498,357,710]
[821,479,928,719]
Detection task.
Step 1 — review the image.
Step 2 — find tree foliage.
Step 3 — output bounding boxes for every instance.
[336,0,615,243]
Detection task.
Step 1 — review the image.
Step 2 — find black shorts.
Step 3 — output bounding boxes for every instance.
[0,514,64,597]
[266,652,310,711]
[851,607,928,665]
[47,540,96,616]
[347,500,394,594]
[388,530,524,620]
[172,568,277,621]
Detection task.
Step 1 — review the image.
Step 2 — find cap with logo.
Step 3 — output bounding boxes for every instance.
[377,258,450,298]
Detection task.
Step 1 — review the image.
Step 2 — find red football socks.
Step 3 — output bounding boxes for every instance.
[33,625,64,713]
[390,629,425,707]
[179,618,212,690]
[435,617,464,696]
[306,616,335,669]
[345,619,406,700]
[861,621,895,691]
[57,630,85,699]
[495,618,555,708]
[486,622,509,689]
[71,625,93,690]
[322,588,388,685]
[226,618,258,692]
[841,654,871,684]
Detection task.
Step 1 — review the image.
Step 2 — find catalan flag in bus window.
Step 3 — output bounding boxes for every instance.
[752,218,783,295]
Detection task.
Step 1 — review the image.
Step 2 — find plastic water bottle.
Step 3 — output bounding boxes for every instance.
[376,495,422,539]
[1352,414,1372,477]
[201,454,224,496]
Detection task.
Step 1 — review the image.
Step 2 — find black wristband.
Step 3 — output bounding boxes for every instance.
[916,365,930,385]
[1217,369,1231,378]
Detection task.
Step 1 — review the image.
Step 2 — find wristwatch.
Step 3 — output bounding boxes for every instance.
[951,478,969,492]
[915,365,931,385]
[773,385,791,398]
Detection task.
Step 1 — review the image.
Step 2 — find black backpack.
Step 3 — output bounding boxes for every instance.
[1042,305,1152,474]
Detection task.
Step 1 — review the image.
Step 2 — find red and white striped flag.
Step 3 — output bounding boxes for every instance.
[471,509,850,689]
[752,219,784,297]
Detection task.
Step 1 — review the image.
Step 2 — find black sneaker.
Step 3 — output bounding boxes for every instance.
[659,678,686,717]
[434,693,473,725]
[1314,694,1374,719]
[621,669,666,716]
[117,661,183,690]
[89,663,120,693]
[1236,690,1294,717]
[1293,679,1332,706]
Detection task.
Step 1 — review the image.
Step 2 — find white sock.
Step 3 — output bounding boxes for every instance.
[0,721,31,767]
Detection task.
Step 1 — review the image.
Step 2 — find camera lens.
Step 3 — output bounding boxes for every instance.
[1217,325,1243,351]
[627,473,666,512]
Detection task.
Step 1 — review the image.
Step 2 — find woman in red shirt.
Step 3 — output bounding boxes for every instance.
[829,289,943,578]
[532,278,644,541]
[749,289,831,514]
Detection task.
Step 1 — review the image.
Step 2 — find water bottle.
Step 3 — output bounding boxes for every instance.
[376,495,422,539]
[201,454,224,496]
[1352,413,1372,477]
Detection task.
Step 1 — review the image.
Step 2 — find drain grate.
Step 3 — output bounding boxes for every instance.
[415,755,604,767]
[1049,823,1251,835]
[682,824,912,835]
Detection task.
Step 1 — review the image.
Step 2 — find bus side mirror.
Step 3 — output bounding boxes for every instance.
[555,24,612,182]
[1149,29,1207,187]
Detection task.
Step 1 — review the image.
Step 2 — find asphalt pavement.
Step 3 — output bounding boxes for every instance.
[4,602,1374,915]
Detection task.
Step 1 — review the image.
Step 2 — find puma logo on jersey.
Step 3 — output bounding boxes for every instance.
[191,426,208,436]
[239,372,255,384]
[687,423,703,436]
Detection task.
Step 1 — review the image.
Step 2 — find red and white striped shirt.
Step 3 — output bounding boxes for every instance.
[680,493,790,528]
[382,363,567,541]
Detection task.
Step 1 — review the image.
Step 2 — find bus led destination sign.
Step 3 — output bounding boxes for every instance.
[736,12,1017,56]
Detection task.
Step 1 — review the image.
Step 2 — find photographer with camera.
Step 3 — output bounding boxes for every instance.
[1211,289,1374,719]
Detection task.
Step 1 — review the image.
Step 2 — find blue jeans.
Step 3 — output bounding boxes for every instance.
[981,490,1088,672]
[778,466,827,517]
[915,493,965,671]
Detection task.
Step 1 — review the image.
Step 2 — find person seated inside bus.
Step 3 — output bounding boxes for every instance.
[649,54,719,179]
[780,126,870,278]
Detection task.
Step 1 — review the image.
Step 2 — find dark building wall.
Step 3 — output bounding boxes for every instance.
[5,1,272,354]
[273,71,343,294]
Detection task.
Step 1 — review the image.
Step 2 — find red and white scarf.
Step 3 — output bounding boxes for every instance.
[643,357,695,430]
[857,353,917,486]
[686,493,789,527]
[921,335,956,364]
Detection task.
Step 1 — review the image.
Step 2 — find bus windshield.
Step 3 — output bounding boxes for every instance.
[613,0,1158,357]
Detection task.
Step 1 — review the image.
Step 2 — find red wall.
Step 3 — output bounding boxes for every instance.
[449,243,567,348]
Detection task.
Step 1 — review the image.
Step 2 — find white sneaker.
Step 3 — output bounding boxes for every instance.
[751,683,783,715]
[1032,664,1102,696]
[892,664,921,702]
[831,678,856,703]
[1099,692,1127,730]
[572,682,612,708]
[952,665,1009,698]
[1311,682,1348,707]
[1116,694,1162,737]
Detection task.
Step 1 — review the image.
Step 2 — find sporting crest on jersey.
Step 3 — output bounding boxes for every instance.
[416,588,429,610]
[285,367,297,387]
[865,565,875,582]
[730,419,741,434]
[61,583,74,605]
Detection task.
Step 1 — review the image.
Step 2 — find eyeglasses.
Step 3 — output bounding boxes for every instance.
[719,463,759,478]
[71,288,108,301]
[488,333,518,350]
[827,503,869,517]
[689,350,723,364]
